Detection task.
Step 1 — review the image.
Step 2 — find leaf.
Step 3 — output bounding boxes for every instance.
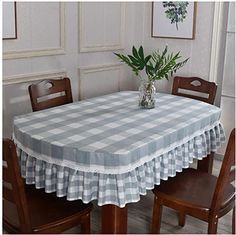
[161,46,168,58]
[138,64,145,70]
[132,46,139,59]
[148,60,154,68]
[114,45,189,81]
[114,53,141,74]
[128,55,140,66]
[114,53,122,60]
[146,65,154,76]
[145,55,152,64]
[138,46,145,61]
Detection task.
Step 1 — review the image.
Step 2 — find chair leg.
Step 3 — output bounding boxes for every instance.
[208,216,218,234]
[81,214,91,234]
[232,207,235,235]
[178,212,186,227]
[152,195,163,234]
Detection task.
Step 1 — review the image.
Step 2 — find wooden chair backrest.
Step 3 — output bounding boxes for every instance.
[172,76,217,104]
[28,77,73,112]
[211,129,235,212]
[3,139,32,233]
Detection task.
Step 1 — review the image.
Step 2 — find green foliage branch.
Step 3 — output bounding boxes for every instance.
[114,46,189,82]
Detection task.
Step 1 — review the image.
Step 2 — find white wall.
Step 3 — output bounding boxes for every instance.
[218,2,235,154]
[3,2,216,138]
[138,2,215,92]
[3,2,137,137]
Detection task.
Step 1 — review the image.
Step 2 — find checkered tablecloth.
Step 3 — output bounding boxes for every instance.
[13,91,225,207]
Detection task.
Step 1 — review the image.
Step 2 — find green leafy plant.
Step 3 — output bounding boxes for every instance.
[114,45,189,82]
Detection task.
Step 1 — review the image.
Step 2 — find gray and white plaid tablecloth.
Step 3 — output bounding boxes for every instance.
[13,91,225,207]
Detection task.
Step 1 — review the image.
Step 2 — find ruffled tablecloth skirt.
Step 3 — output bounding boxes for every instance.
[16,123,225,208]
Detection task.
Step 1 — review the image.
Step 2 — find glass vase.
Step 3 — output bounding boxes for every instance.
[139,80,156,109]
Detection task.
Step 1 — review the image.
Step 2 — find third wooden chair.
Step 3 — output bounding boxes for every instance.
[152,129,235,234]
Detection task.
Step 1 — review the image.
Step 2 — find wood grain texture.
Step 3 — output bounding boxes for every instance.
[151,130,235,234]
[3,139,93,234]
[197,152,214,174]
[101,205,127,234]
[28,77,73,112]
[172,76,217,105]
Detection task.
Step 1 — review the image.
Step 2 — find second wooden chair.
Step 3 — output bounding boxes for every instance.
[28,77,73,112]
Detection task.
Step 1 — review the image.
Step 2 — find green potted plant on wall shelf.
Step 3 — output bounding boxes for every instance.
[114,46,189,109]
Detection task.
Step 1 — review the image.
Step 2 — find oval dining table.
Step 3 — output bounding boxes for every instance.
[13,91,225,233]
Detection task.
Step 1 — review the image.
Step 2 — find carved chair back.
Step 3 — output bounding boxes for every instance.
[172,76,217,104]
[28,77,73,111]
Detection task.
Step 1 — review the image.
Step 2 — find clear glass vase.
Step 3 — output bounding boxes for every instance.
[139,80,156,109]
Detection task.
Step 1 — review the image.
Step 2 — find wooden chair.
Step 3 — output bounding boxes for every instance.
[28,77,73,112]
[3,138,93,234]
[151,129,235,234]
[172,76,218,225]
[172,76,217,105]
[172,76,217,173]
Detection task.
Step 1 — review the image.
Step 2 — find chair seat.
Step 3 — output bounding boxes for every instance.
[24,186,93,231]
[4,185,93,233]
[153,168,235,211]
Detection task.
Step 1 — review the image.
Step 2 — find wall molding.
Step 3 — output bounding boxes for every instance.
[221,94,236,99]
[79,2,125,52]
[3,71,67,85]
[208,2,229,107]
[209,2,225,83]
[3,3,65,60]
[78,63,122,100]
